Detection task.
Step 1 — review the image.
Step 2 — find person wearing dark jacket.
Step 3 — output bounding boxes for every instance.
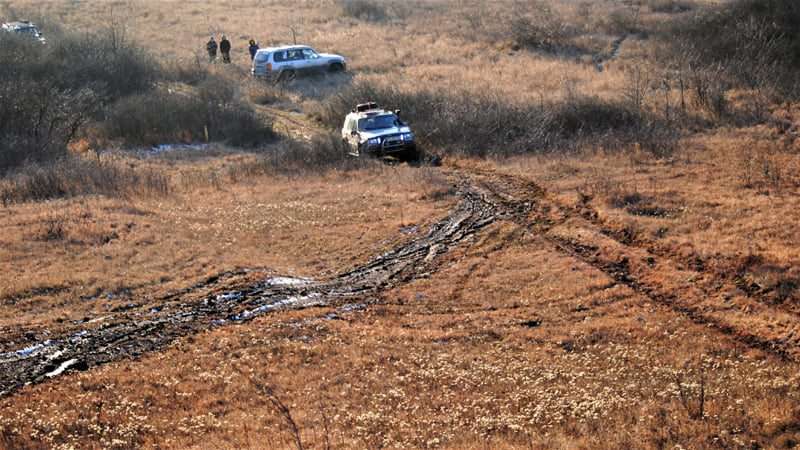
[248,39,259,61]
[220,35,231,63]
[206,36,217,62]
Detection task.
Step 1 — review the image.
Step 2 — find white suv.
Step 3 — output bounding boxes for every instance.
[342,102,418,160]
[1,21,46,44]
[252,45,346,81]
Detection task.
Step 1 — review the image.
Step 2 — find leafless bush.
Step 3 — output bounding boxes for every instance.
[236,370,304,450]
[737,140,786,189]
[238,135,371,177]
[315,80,678,157]
[0,79,100,172]
[594,1,643,35]
[247,80,289,105]
[510,1,574,53]
[647,0,695,13]
[102,75,274,147]
[673,366,706,420]
[36,215,67,242]
[660,0,800,115]
[0,21,160,172]
[0,157,170,205]
[162,55,210,86]
[622,66,651,111]
[338,0,388,22]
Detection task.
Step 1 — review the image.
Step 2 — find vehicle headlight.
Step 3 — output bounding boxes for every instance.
[401,132,414,142]
[367,137,382,147]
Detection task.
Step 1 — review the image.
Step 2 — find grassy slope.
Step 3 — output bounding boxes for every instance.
[1,0,800,449]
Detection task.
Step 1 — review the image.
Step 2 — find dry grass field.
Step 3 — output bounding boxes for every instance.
[2,0,800,449]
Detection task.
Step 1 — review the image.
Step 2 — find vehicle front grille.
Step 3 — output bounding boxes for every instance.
[382,135,404,150]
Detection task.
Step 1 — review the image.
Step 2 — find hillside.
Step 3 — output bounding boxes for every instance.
[1,0,799,449]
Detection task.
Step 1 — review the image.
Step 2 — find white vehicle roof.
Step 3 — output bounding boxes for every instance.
[255,45,313,54]
[349,109,394,119]
[2,21,38,30]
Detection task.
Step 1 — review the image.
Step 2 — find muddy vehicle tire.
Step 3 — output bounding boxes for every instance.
[277,69,296,83]
[402,147,422,163]
[329,62,345,73]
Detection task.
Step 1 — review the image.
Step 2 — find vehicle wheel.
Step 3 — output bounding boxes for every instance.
[328,62,344,73]
[357,145,371,159]
[344,140,358,157]
[403,147,421,163]
[277,69,296,83]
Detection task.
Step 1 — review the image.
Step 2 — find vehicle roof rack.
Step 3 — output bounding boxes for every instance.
[354,102,379,113]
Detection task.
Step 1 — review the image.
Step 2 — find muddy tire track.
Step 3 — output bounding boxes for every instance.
[4,165,796,396]
[0,178,529,397]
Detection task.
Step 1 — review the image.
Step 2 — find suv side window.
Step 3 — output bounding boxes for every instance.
[287,49,304,61]
[273,51,286,62]
[302,48,318,59]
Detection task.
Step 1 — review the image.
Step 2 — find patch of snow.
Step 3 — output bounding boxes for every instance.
[86,315,111,324]
[0,340,54,362]
[264,276,313,287]
[45,359,78,378]
[216,292,244,302]
[232,293,321,321]
[147,143,209,155]
[338,303,367,313]
[46,350,65,361]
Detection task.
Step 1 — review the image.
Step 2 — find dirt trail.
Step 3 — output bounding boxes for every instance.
[0,174,528,397]
[2,163,796,397]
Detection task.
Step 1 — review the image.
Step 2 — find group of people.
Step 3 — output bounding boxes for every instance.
[205,35,261,64]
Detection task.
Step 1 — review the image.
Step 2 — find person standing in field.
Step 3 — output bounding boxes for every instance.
[206,36,218,62]
[248,39,259,61]
[220,35,231,63]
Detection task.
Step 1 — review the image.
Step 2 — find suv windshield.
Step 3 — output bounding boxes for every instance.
[358,114,400,131]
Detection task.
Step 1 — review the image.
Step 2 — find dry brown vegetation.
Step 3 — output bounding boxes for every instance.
[1,0,800,449]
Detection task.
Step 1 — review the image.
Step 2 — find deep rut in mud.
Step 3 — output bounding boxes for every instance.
[0,176,531,397]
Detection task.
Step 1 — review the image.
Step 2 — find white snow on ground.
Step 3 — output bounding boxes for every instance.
[264,277,313,286]
[148,143,209,154]
[215,292,244,302]
[45,359,78,378]
[233,293,322,321]
[0,340,53,362]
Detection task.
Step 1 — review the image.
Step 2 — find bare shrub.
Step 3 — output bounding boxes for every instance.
[673,365,706,420]
[338,0,387,22]
[660,0,800,115]
[238,135,371,177]
[314,80,677,157]
[510,1,574,53]
[647,0,695,13]
[247,80,288,105]
[0,157,170,205]
[36,215,67,242]
[102,75,275,147]
[0,21,160,172]
[161,55,210,86]
[737,140,785,189]
[0,79,100,171]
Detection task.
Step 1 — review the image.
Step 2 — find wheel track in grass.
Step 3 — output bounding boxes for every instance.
[0,173,530,397]
[1,164,797,397]
[463,165,799,361]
